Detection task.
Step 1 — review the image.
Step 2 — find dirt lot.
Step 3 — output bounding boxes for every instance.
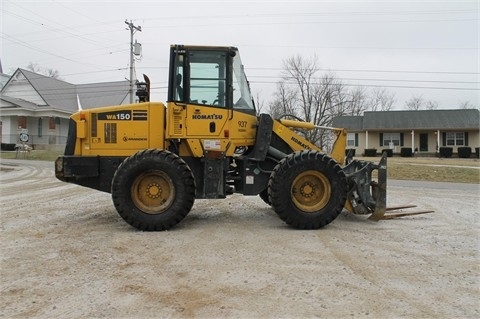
[1,159,479,318]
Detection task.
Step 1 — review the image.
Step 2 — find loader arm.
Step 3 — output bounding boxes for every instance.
[272,119,347,164]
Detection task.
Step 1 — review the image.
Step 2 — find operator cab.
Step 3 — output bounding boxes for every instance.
[168,45,256,115]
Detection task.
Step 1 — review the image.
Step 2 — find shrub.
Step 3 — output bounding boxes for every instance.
[457,147,472,158]
[476,147,480,159]
[439,147,453,158]
[345,149,356,157]
[401,148,413,157]
[381,149,393,157]
[1,143,16,151]
[364,149,377,157]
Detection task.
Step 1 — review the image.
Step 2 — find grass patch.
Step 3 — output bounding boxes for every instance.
[388,163,480,184]
[357,156,480,184]
[0,150,62,162]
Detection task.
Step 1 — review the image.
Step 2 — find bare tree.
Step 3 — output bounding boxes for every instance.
[26,62,61,79]
[269,55,370,149]
[268,81,298,119]
[253,91,266,115]
[425,100,439,110]
[458,100,478,109]
[45,68,60,79]
[283,56,339,148]
[405,95,424,110]
[269,54,402,149]
[369,87,396,111]
[26,62,42,73]
[345,86,369,115]
[405,95,441,110]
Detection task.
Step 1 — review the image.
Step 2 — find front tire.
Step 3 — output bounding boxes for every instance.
[111,149,195,231]
[268,150,347,229]
[259,189,271,206]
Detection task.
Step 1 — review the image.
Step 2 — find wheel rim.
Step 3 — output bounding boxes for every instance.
[291,170,331,213]
[131,170,175,214]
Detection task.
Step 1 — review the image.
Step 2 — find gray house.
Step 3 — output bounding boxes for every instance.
[0,60,9,90]
[333,109,480,156]
[0,69,131,150]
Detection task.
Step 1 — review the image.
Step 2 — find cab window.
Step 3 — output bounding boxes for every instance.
[189,51,227,107]
[173,53,185,102]
[232,53,255,111]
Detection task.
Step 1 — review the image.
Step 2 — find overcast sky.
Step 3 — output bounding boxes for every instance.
[1,0,479,110]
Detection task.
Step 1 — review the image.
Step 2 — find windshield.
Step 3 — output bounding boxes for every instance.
[232,53,255,111]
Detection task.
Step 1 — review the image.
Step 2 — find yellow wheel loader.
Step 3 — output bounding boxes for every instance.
[55,45,431,231]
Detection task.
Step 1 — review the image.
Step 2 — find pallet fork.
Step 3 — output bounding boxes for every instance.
[344,152,434,221]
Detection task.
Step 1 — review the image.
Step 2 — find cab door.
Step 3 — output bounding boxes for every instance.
[184,49,229,137]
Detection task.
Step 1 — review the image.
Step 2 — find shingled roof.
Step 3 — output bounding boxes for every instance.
[0,68,129,113]
[332,115,363,131]
[333,109,480,131]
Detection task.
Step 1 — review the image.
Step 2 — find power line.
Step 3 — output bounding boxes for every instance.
[3,79,476,97]
[341,83,479,91]
[51,0,105,25]
[249,80,480,91]
[1,34,91,66]
[3,1,122,47]
[241,44,478,51]
[7,61,476,91]
[133,8,478,23]
[136,65,479,76]
[1,33,123,72]
[61,68,129,77]
[2,8,102,46]
[246,66,480,75]
[248,75,480,85]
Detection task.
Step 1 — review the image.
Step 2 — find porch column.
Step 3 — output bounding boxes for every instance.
[365,130,369,149]
[411,130,415,153]
[436,130,440,153]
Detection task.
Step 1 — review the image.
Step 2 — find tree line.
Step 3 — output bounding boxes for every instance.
[261,54,477,149]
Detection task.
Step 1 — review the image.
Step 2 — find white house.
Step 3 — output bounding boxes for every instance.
[0,69,131,151]
[333,109,480,157]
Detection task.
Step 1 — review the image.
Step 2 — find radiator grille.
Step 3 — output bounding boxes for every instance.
[104,123,117,143]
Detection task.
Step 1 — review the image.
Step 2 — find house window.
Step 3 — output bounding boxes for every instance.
[446,132,465,146]
[347,133,358,147]
[383,132,400,146]
[49,117,56,130]
[18,116,27,129]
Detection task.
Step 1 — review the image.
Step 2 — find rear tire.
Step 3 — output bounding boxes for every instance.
[268,150,347,229]
[111,149,195,231]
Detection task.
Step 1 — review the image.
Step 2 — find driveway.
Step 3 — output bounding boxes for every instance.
[1,159,479,318]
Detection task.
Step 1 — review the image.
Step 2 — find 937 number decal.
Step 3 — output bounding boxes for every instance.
[238,121,247,128]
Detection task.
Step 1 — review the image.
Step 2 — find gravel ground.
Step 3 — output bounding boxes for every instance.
[1,159,479,319]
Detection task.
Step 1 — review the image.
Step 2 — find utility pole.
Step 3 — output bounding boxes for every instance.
[125,20,142,104]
